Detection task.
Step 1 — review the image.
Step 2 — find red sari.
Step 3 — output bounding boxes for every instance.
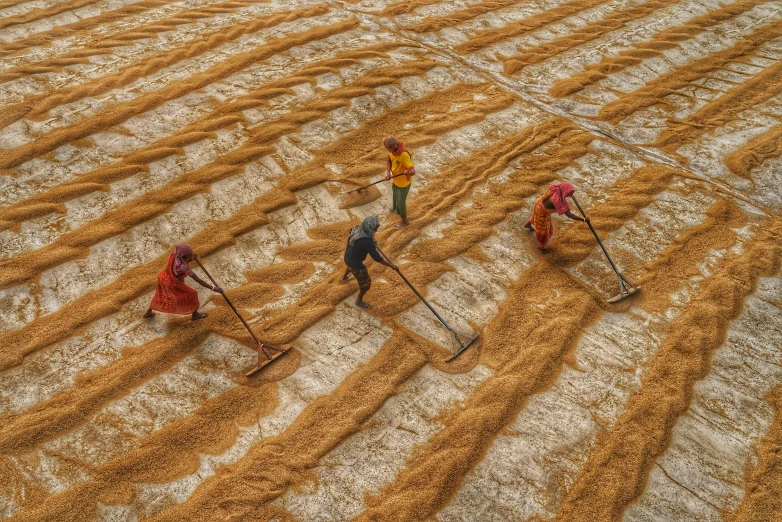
[148,252,200,314]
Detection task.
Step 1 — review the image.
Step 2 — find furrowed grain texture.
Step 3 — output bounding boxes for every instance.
[729,385,782,522]
[553,220,782,522]
[596,19,782,123]
[3,0,782,519]
[501,0,683,75]
[548,0,775,97]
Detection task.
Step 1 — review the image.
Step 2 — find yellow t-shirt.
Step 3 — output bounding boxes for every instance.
[388,150,414,188]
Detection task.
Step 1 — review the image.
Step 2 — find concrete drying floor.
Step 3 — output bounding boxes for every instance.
[0,0,781,520]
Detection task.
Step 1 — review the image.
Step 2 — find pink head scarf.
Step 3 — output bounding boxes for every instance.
[549,182,575,215]
[173,242,193,275]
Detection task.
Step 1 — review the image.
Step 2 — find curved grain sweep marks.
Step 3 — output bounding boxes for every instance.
[634,197,748,314]
[435,194,751,520]
[453,0,611,54]
[0,47,406,240]
[502,0,682,75]
[0,42,401,226]
[350,164,682,521]
[0,0,102,31]
[411,0,520,33]
[146,331,428,522]
[0,0,267,78]
[5,117,574,447]
[381,0,443,16]
[553,218,782,522]
[3,378,282,521]
[0,4,336,129]
[654,60,782,154]
[725,124,782,179]
[597,19,782,123]
[0,43,434,293]
[548,0,774,97]
[135,124,588,518]
[355,264,602,522]
[0,81,509,367]
[3,0,782,519]
[0,0,176,56]
[26,116,568,514]
[729,385,782,522]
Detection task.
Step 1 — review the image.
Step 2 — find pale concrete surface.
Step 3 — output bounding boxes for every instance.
[2,0,781,520]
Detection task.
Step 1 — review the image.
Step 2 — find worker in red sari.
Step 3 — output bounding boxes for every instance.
[524,182,589,252]
[143,243,223,320]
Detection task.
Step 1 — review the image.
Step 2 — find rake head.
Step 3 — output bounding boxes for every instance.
[607,284,641,303]
[606,273,641,303]
[245,342,288,377]
[445,330,480,362]
[339,185,382,210]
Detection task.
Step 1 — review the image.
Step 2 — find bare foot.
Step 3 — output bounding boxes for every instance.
[394,219,409,228]
[342,273,352,282]
[143,309,154,318]
[539,248,548,253]
[355,300,370,308]
[524,221,533,230]
[192,311,208,321]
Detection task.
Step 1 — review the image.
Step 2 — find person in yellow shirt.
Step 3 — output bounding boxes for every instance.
[384,135,415,228]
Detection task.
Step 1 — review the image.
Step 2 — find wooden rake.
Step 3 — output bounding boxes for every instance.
[194,258,287,376]
[375,244,479,362]
[571,196,640,303]
[342,172,407,196]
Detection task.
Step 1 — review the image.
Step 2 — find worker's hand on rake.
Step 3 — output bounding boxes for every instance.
[384,170,391,181]
[192,254,224,293]
[564,210,589,224]
[379,258,398,271]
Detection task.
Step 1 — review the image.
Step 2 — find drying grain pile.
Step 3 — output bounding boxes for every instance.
[1,0,781,520]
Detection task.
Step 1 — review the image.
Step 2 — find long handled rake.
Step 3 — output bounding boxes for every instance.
[342,172,405,196]
[571,196,640,303]
[374,244,479,362]
[342,172,407,196]
[340,173,409,210]
[194,258,287,376]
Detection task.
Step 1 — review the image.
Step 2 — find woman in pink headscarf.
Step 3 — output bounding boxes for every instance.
[143,243,223,321]
[524,182,589,252]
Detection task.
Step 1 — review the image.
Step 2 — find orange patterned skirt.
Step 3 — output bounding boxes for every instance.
[531,196,556,250]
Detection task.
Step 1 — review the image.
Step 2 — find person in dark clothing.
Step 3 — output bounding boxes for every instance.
[341,215,398,308]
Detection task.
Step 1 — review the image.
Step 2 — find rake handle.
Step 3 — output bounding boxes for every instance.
[570,196,621,276]
[374,244,455,333]
[194,257,262,346]
[346,172,407,194]
[570,196,635,293]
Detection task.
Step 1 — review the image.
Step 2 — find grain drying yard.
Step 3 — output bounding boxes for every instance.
[0,0,781,520]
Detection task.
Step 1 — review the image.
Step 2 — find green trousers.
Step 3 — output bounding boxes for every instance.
[392,183,410,218]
